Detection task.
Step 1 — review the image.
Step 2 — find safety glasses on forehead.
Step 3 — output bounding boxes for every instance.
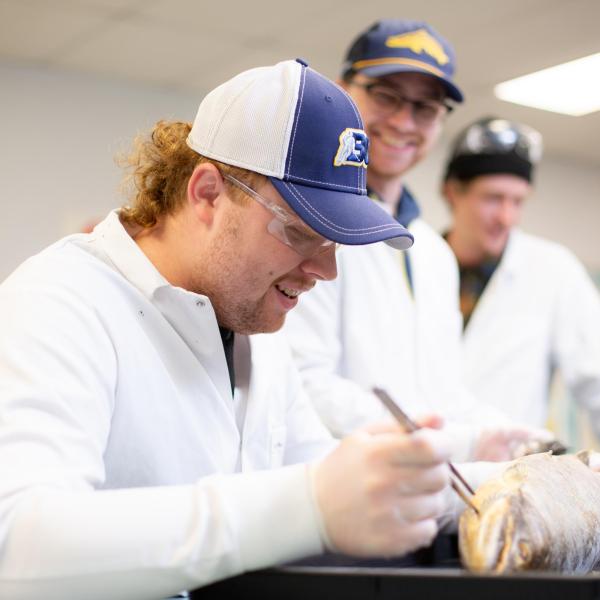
[453,119,543,164]
[222,173,338,258]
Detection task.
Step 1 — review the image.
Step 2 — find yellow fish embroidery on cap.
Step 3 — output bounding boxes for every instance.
[386,29,449,66]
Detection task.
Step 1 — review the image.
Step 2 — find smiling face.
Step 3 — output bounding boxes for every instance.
[343,71,446,182]
[191,177,338,335]
[135,162,338,335]
[446,174,531,263]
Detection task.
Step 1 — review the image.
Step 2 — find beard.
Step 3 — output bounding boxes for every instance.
[188,207,285,335]
[208,273,280,335]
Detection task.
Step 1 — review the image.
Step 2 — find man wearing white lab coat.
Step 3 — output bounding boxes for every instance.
[0,60,456,600]
[284,21,545,461]
[443,116,600,433]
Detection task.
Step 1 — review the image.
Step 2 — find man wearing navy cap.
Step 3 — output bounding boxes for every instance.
[0,59,458,599]
[285,21,554,459]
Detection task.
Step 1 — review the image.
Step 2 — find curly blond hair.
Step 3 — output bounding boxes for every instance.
[119,120,266,228]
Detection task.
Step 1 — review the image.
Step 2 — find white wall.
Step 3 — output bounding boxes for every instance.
[2,61,599,282]
[0,61,198,281]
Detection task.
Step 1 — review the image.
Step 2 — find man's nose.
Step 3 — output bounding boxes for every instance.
[386,100,417,129]
[498,199,520,228]
[299,245,338,281]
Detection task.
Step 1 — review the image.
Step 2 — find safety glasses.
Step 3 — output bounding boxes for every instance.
[223,174,337,258]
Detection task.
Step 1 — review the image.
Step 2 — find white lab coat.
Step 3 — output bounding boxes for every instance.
[462,229,600,432]
[285,218,496,458]
[0,211,334,600]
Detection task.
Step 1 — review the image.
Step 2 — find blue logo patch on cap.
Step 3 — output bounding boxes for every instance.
[334,128,369,168]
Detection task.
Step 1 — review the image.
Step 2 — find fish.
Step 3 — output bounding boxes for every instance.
[459,451,600,574]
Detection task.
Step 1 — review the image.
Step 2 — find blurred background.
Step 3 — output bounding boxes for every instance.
[1,0,599,446]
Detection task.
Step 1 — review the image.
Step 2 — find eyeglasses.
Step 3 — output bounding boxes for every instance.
[223,173,337,258]
[451,118,543,163]
[350,81,453,125]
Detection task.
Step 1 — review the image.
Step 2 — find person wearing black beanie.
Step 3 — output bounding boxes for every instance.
[442,116,600,438]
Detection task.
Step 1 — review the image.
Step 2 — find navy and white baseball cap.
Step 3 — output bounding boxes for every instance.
[186,58,413,250]
[342,20,464,103]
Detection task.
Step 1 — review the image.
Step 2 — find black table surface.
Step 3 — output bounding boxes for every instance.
[192,565,600,600]
[190,535,600,600]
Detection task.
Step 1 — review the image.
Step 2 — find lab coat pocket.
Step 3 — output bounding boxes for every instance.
[269,425,287,467]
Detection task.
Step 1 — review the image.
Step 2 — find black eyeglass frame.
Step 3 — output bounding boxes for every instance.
[348,81,454,123]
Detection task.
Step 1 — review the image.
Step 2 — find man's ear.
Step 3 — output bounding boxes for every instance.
[187,162,225,225]
[442,179,458,210]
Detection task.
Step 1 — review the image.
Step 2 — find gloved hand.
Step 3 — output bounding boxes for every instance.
[309,420,452,557]
[471,425,559,462]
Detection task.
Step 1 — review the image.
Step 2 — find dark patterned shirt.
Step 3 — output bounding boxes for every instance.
[457,259,500,329]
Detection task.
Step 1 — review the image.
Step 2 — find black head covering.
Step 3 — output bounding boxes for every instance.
[444,116,543,183]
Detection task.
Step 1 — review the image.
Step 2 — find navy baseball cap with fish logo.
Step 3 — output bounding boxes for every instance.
[342,19,464,102]
[187,58,413,250]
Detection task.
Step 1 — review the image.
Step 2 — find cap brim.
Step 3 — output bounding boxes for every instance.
[269,177,413,250]
[358,64,464,103]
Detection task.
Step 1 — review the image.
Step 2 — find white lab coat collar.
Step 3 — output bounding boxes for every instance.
[496,229,522,277]
[93,210,232,403]
[94,210,204,302]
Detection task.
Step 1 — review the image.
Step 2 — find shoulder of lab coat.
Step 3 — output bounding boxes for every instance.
[463,228,600,430]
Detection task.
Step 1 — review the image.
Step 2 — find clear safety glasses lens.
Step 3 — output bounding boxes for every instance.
[223,173,337,258]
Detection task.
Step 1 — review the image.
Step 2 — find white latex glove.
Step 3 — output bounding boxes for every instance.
[310,421,452,558]
[471,425,557,461]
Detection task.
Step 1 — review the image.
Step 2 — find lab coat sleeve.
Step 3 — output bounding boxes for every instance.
[284,277,389,438]
[551,252,600,437]
[0,284,323,599]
